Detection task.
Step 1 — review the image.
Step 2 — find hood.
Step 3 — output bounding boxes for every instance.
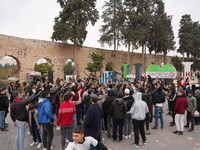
[114,98,124,105]
[107,90,115,97]
[195,90,200,96]
[133,92,142,101]
[38,98,49,106]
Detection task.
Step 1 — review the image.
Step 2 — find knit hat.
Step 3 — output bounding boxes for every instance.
[125,88,130,95]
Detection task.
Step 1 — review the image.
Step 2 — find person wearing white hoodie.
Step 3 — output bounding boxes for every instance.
[127,92,149,148]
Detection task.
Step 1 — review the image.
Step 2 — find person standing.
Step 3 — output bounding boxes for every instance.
[0,88,8,131]
[29,103,42,149]
[57,93,76,150]
[185,90,197,131]
[38,91,55,150]
[10,89,42,150]
[173,90,188,135]
[128,92,149,148]
[84,94,103,150]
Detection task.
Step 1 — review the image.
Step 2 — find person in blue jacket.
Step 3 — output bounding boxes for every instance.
[38,91,54,150]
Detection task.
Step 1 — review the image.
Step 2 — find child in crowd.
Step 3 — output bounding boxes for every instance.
[65,126,112,150]
[29,103,42,149]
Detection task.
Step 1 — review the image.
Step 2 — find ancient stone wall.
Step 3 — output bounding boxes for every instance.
[0,34,171,83]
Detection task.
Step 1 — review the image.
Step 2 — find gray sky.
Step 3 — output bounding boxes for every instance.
[0,0,199,55]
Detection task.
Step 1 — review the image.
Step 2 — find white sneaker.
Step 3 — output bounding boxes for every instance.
[43,149,47,150]
[66,139,69,143]
[128,135,131,138]
[30,142,37,147]
[37,143,42,149]
[123,135,128,139]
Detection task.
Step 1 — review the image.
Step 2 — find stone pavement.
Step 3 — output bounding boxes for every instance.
[1,104,200,150]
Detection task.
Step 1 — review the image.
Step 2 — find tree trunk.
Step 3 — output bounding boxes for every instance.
[73,39,77,75]
[163,52,166,64]
[127,41,131,64]
[141,44,145,73]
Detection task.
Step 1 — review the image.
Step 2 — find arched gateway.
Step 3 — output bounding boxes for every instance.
[0,34,171,83]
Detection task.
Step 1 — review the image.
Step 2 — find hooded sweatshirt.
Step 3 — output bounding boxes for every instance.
[111,97,127,119]
[186,96,197,113]
[128,92,149,121]
[37,98,54,124]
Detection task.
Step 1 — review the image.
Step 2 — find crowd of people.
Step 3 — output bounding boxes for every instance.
[0,75,200,150]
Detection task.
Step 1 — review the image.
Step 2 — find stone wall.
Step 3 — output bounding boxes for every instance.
[0,34,172,82]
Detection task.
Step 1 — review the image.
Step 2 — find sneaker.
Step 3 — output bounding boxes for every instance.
[43,149,47,150]
[0,127,8,131]
[177,131,183,135]
[173,130,178,134]
[30,142,37,147]
[37,143,42,149]
[66,139,69,143]
[104,131,107,134]
[151,127,157,129]
[128,135,131,138]
[146,130,151,135]
[143,141,147,145]
[169,123,175,127]
[184,125,189,128]
[123,135,128,139]
[132,143,139,148]
[188,129,194,132]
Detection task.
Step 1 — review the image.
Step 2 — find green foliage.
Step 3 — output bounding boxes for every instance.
[86,51,105,74]
[64,61,74,75]
[52,0,99,46]
[0,63,18,79]
[35,63,52,76]
[99,0,124,50]
[171,56,183,72]
[191,59,200,71]
[178,14,200,61]
[147,0,175,55]
[105,63,114,71]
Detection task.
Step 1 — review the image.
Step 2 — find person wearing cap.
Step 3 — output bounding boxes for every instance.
[84,94,103,150]
[123,88,134,138]
[173,90,188,135]
[185,90,197,131]
[37,91,55,150]
[57,93,76,150]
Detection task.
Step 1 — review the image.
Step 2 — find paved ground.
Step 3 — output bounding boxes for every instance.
[1,104,200,150]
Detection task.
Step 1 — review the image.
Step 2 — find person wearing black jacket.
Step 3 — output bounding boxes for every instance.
[10,88,43,150]
[111,92,127,141]
[152,86,166,129]
[0,88,8,131]
[194,90,200,125]
[102,90,116,138]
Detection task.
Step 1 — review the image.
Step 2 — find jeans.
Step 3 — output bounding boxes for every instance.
[124,114,132,136]
[42,123,54,150]
[113,118,124,140]
[133,119,146,145]
[0,110,5,129]
[61,125,73,150]
[106,115,112,137]
[76,107,82,125]
[31,122,42,143]
[186,111,195,130]
[154,106,164,128]
[16,120,27,150]
[145,112,150,130]
[175,114,184,131]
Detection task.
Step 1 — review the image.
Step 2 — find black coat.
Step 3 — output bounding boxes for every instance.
[0,94,7,111]
[102,90,116,115]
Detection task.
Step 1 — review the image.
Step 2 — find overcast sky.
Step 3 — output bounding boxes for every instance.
[0,0,199,55]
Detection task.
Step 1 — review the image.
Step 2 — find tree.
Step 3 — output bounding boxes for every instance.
[178,14,194,60]
[99,0,124,52]
[147,0,175,64]
[52,0,99,62]
[64,61,74,75]
[171,56,183,72]
[35,63,52,76]
[85,51,105,76]
[105,63,114,71]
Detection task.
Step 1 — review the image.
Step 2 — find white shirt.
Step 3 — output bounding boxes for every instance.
[65,137,98,150]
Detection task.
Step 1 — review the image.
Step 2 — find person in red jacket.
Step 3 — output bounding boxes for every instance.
[57,93,76,150]
[173,90,188,135]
